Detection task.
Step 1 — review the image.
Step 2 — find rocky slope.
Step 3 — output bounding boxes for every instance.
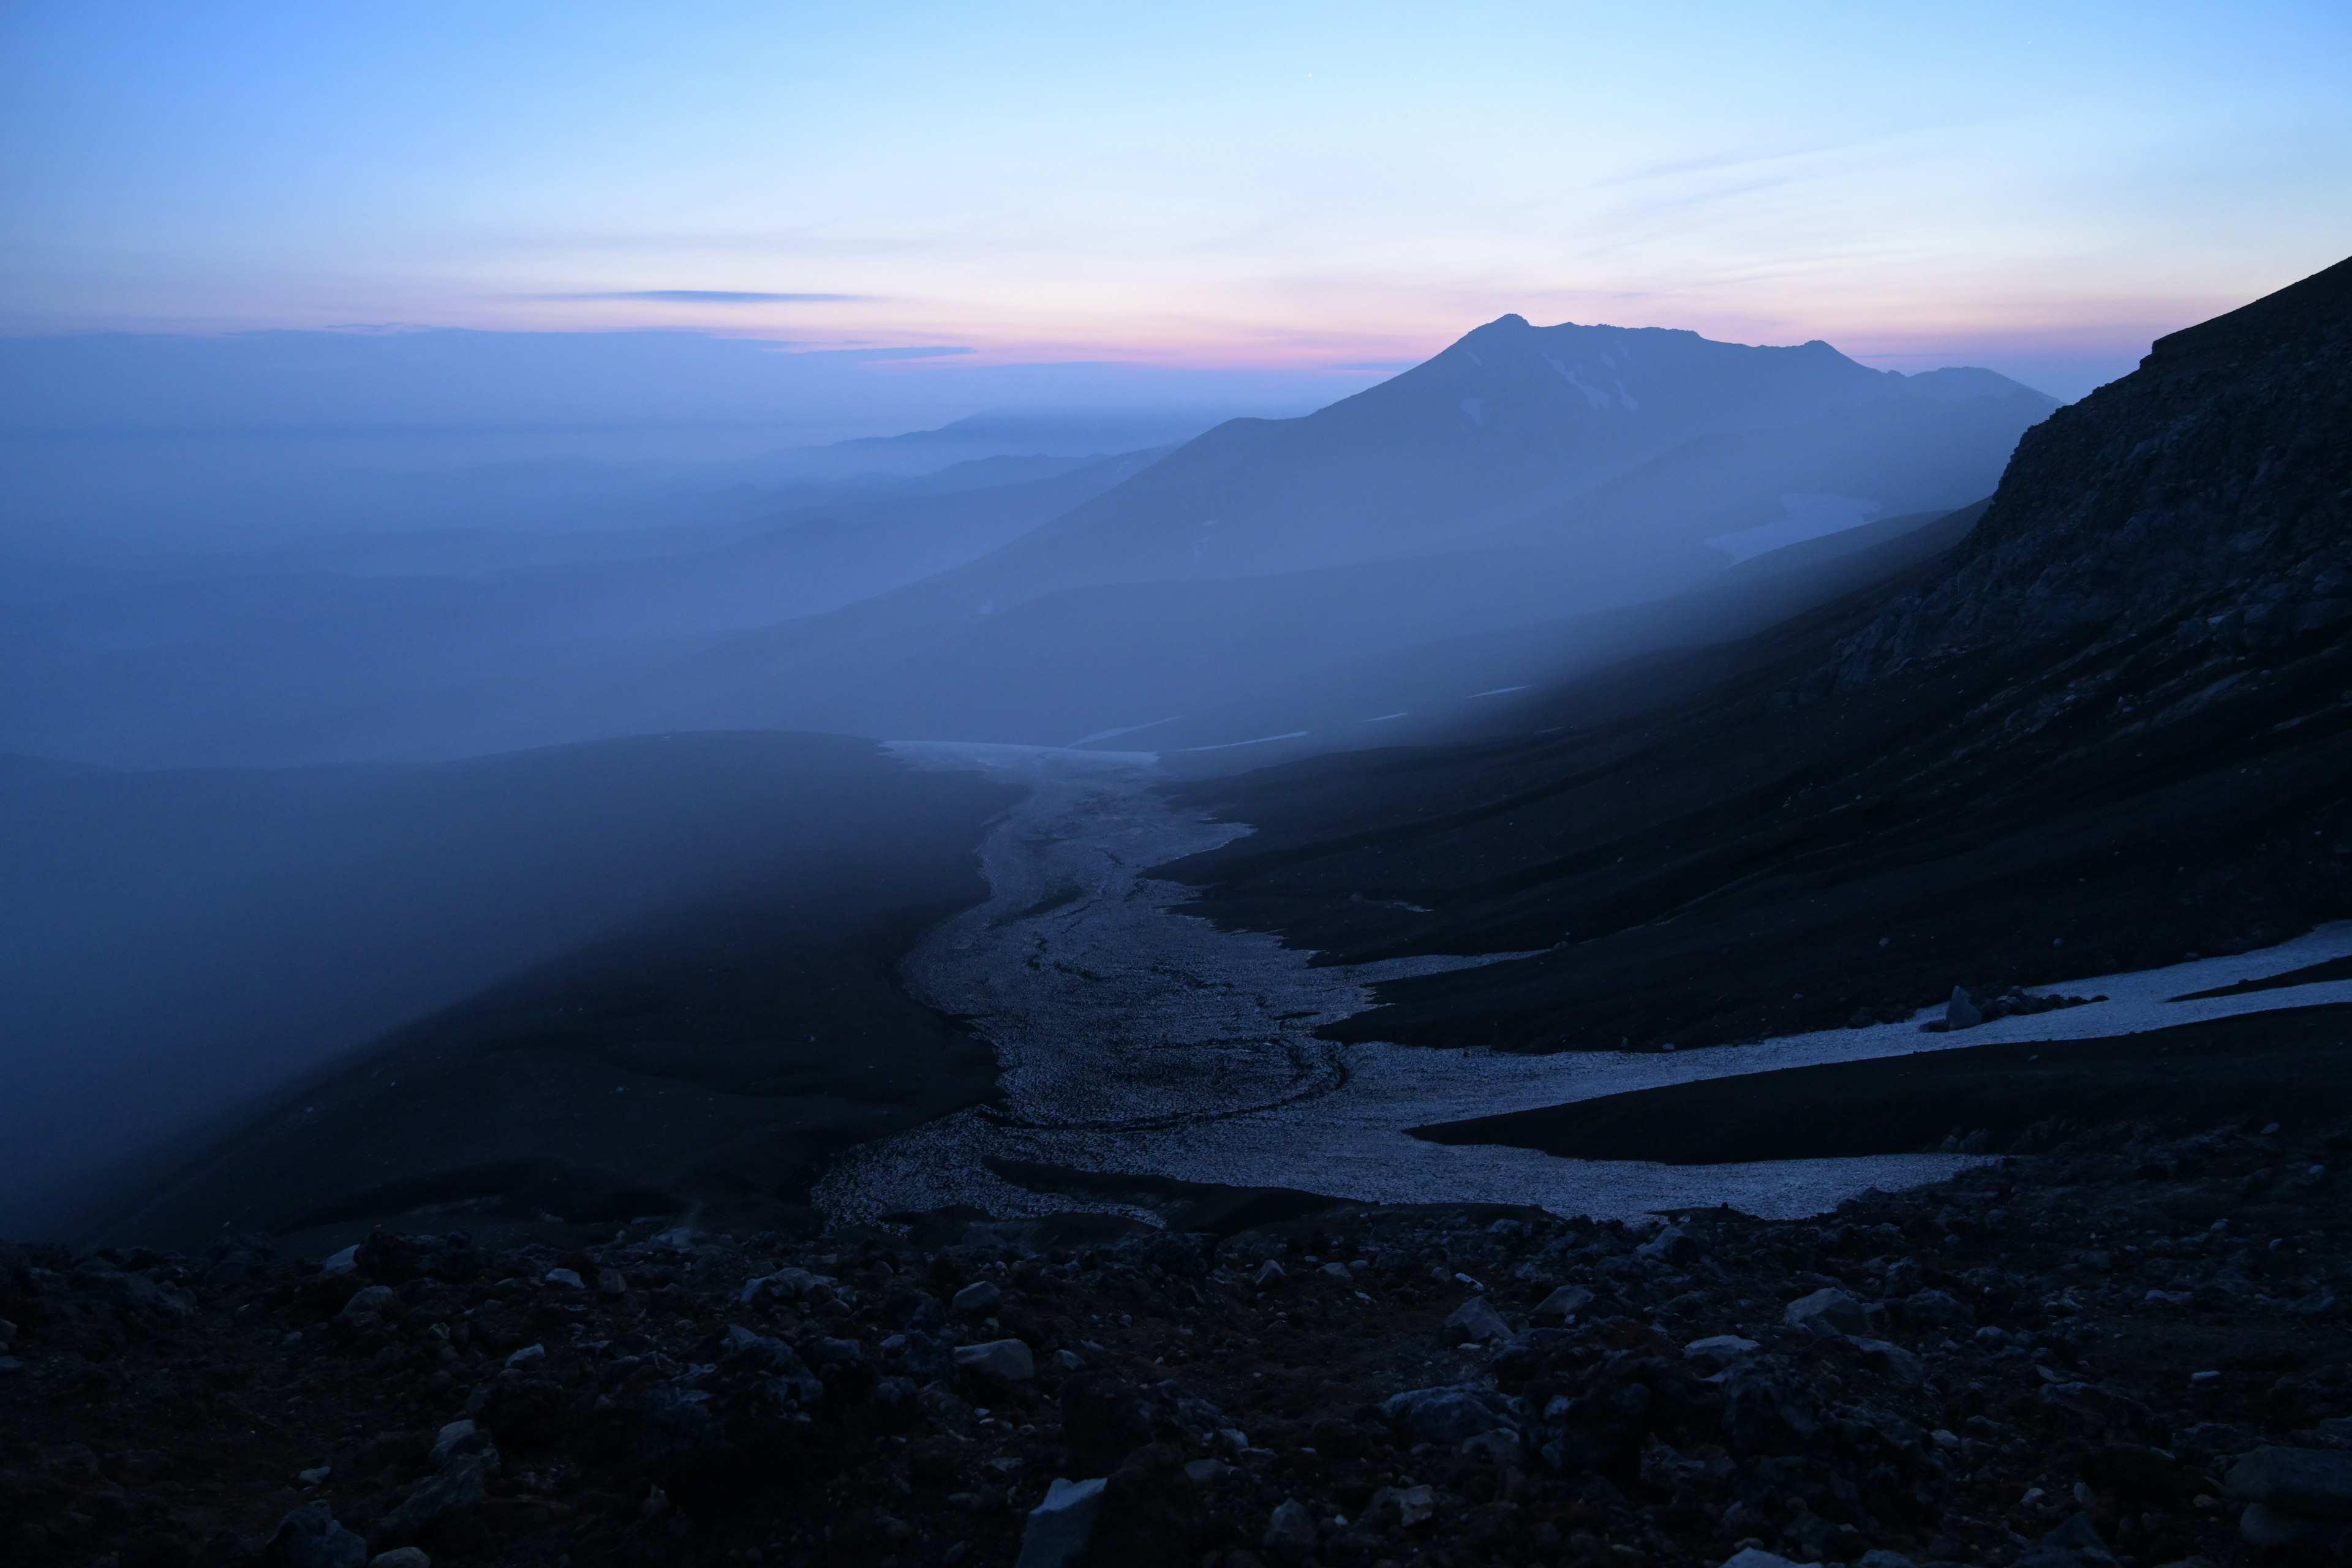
[1830,254,2352,676]
[7,1115,2352,1568]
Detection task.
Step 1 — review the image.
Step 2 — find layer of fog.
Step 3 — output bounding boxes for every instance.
[1,328,1367,559]
[1,321,2057,771]
[0,733,1008,1237]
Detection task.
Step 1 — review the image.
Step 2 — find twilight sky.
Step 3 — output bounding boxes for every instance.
[3,1,2348,400]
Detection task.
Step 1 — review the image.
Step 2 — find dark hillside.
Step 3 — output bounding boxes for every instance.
[1161,257,2352,1054]
[2,733,1019,1244]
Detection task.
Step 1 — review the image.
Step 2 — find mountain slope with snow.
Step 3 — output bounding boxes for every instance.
[1163,255,2352,1054]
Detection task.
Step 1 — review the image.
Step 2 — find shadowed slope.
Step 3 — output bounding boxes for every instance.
[2,732,1019,1243]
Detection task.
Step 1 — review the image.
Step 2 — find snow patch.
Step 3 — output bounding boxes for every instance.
[1065,717,1182,748]
[1177,731,1310,753]
[1542,352,1638,412]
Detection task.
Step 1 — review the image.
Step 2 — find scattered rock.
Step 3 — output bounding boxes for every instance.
[20,1110,2352,1568]
[426,1419,496,1472]
[952,1280,1005,1317]
[378,1456,489,1545]
[1849,1336,1926,1387]
[258,1501,369,1568]
[340,1284,398,1319]
[1782,1286,1866,1336]
[1634,1224,1697,1264]
[1442,1295,1512,1342]
[1015,1475,1106,1568]
[953,1337,1036,1382]
[1264,1497,1318,1557]
[1380,1385,1516,1445]
[1533,1284,1593,1320]
[2240,1501,2342,1548]
[2227,1445,2352,1520]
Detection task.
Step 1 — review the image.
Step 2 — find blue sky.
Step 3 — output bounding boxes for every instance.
[2,1,2347,399]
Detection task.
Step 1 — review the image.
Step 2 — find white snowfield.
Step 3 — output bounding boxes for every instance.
[825,742,2352,1229]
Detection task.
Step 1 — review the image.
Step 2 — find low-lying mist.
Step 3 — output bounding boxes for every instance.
[0,733,1015,1238]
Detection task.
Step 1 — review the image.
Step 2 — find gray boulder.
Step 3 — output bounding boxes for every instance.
[953,1280,1005,1317]
[1783,1287,1866,1336]
[378,1458,488,1546]
[2228,1446,2352,1520]
[1849,1336,1926,1388]
[1532,1284,1593,1320]
[1442,1295,1512,1342]
[954,1337,1036,1382]
[426,1420,497,1472]
[1683,1335,1760,1369]
[258,1502,368,1568]
[1264,1497,1319,1557]
[340,1285,398,1320]
[1380,1385,1517,1446]
[1016,1476,1106,1568]
[2241,1503,2346,1548]
[1634,1224,1689,1263]
[1945,987,1984,1029]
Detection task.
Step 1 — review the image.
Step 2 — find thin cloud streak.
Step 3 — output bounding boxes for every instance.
[534,290,866,303]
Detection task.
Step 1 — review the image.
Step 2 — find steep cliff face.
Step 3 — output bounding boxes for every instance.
[1164,256,2352,1054]
[1829,254,2352,682]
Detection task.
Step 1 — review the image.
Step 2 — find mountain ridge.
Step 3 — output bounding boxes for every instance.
[1161,252,2352,1054]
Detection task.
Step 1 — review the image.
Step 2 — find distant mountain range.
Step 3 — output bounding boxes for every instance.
[600,325,2053,753]
[0,318,2056,767]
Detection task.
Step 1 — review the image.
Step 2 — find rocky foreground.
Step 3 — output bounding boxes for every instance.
[8,1116,2352,1568]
